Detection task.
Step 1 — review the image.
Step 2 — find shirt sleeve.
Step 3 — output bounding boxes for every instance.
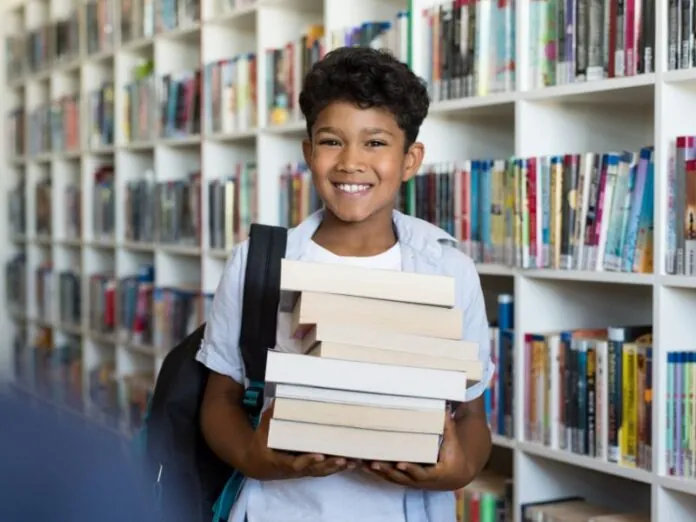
[195,241,249,384]
[458,256,495,403]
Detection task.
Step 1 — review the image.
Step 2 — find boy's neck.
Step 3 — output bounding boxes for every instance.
[312,207,397,257]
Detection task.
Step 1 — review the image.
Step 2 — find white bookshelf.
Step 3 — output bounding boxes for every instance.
[2,0,696,521]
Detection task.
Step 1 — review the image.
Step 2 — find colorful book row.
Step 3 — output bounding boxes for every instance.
[529,0,655,88]
[397,148,655,273]
[423,0,515,100]
[522,325,653,472]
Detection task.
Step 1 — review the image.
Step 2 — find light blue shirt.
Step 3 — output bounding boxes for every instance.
[196,209,495,522]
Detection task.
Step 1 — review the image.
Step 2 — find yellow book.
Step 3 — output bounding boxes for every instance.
[621,343,637,467]
[504,160,516,263]
[543,337,551,445]
[513,161,522,260]
[551,158,564,269]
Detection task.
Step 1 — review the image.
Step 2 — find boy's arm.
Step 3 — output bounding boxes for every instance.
[201,372,348,480]
[451,395,492,484]
[197,244,353,480]
[200,372,269,479]
[450,259,494,485]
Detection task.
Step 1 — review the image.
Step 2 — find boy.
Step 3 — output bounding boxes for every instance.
[197,46,494,522]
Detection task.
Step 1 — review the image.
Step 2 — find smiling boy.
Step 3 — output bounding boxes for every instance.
[197,47,494,522]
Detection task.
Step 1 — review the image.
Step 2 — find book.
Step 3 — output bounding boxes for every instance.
[279,257,456,308]
[300,321,477,357]
[308,341,482,377]
[301,321,481,375]
[456,472,510,521]
[271,383,446,412]
[267,419,441,464]
[264,350,469,402]
[272,397,445,434]
[290,291,463,340]
[524,497,649,521]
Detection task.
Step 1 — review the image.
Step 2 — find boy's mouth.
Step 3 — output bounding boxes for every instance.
[332,182,373,195]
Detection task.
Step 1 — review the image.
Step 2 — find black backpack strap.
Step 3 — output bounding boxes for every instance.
[238,223,287,419]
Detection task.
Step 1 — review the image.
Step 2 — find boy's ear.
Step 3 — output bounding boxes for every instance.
[401,141,425,183]
[302,138,313,166]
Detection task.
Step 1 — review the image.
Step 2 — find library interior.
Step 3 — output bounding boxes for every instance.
[0,0,693,521]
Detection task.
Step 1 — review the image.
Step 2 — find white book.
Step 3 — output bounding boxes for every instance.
[291,291,463,341]
[265,350,469,402]
[279,258,456,310]
[309,341,483,379]
[301,321,478,360]
[272,397,445,434]
[270,383,446,411]
[268,419,441,463]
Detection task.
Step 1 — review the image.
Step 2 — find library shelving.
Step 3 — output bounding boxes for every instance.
[1,0,696,521]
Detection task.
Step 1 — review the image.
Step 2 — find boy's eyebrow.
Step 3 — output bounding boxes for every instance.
[363,127,394,136]
[314,126,339,134]
[314,126,394,136]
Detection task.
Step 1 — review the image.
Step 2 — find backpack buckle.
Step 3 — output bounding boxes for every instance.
[242,381,265,416]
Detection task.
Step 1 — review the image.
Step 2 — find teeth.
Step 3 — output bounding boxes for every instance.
[336,183,371,193]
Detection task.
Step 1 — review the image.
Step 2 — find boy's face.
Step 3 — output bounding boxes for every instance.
[302,101,424,224]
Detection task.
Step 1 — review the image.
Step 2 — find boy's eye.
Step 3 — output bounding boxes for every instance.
[318,139,340,146]
[366,140,386,147]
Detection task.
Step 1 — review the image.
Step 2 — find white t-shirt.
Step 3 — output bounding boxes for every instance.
[234,240,409,522]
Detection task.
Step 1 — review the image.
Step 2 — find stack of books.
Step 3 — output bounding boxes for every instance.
[263,258,484,464]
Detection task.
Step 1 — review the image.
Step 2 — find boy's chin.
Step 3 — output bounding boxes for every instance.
[326,205,377,224]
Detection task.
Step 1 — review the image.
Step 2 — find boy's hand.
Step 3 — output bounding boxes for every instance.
[245,402,357,480]
[361,415,472,491]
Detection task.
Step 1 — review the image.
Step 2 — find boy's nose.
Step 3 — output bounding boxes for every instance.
[336,145,365,173]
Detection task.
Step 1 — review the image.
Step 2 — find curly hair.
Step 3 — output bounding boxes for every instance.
[298,46,430,149]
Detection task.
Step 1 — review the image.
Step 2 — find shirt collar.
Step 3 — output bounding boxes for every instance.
[285,208,456,264]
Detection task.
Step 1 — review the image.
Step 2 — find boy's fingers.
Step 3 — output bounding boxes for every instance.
[309,458,346,476]
[395,462,430,481]
[291,453,325,472]
[370,462,413,485]
[359,466,386,483]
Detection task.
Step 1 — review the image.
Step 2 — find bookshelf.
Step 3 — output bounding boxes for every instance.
[2,0,696,520]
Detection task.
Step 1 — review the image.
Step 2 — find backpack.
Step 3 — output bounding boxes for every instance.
[141,223,288,522]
